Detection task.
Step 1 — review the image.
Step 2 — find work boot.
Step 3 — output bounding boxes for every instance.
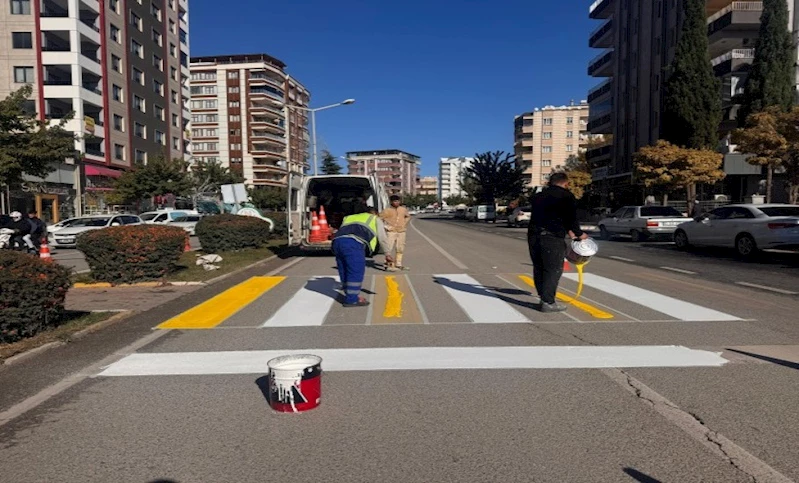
[539,302,567,313]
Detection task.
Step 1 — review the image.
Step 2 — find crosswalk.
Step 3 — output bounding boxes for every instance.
[156,271,743,330]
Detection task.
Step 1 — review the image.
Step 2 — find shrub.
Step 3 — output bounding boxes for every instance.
[0,251,72,344]
[261,211,287,239]
[195,214,272,252]
[77,225,186,284]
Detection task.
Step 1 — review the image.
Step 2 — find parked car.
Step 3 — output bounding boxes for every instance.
[674,204,799,258]
[598,205,688,242]
[509,206,531,228]
[47,218,80,234]
[466,205,497,223]
[48,214,143,248]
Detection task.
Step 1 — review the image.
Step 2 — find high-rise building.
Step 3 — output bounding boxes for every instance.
[416,176,438,196]
[1,0,192,220]
[346,150,420,196]
[189,53,310,189]
[438,156,473,200]
[586,0,799,204]
[513,101,591,189]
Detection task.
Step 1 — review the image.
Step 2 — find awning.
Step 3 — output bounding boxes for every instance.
[85,165,123,178]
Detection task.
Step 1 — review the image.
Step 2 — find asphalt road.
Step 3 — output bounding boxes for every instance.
[51,236,202,273]
[2,217,799,482]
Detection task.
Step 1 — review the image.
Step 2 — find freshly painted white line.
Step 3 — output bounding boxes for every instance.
[735,281,798,295]
[610,255,635,262]
[435,274,530,323]
[563,273,741,321]
[410,221,468,270]
[262,276,339,327]
[659,266,698,275]
[97,346,729,376]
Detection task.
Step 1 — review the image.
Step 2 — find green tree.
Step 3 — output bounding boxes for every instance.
[112,156,193,204]
[0,85,75,187]
[462,151,525,204]
[248,186,287,211]
[661,0,721,149]
[187,159,244,207]
[320,150,342,175]
[444,194,469,206]
[739,0,795,125]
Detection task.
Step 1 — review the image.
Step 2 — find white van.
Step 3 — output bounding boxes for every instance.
[287,174,390,251]
[466,204,497,223]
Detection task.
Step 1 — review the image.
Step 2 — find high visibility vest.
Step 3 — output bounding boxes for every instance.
[334,213,379,254]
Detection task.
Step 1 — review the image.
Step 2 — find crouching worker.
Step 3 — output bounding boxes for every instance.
[331,205,393,307]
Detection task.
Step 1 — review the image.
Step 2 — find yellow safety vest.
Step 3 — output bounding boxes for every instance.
[337,213,379,254]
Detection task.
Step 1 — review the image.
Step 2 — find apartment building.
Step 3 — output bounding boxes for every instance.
[513,101,590,189]
[189,53,310,189]
[587,0,799,204]
[416,176,438,197]
[1,0,191,220]
[346,150,420,196]
[438,156,473,200]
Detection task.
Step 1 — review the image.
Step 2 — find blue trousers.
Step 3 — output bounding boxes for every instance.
[332,237,366,304]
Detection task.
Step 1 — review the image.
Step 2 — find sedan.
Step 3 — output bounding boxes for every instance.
[49,214,143,248]
[598,205,688,242]
[674,204,799,258]
[509,206,531,228]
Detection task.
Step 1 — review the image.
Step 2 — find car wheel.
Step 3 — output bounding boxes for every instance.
[599,225,611,240]
[735,233,758,259]
[674,230,690,250]
[630,229,645,243]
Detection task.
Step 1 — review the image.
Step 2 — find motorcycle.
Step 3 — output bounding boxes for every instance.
[0,228,40,255]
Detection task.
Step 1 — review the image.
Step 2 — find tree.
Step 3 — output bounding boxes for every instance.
[731,108,787,203]
[561,154,592,200]
[444,194,469,206]
[0,85,75,187]
[112,156,193,204]
[739,0,795,125]
[634,140,725,215]
[462,151,526,204]
[661,0,721,150]
[320,150,342,175]
[188,159,243,206]
[249,186,287,211]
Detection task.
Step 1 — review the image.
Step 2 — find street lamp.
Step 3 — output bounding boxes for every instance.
[286,99,355,176]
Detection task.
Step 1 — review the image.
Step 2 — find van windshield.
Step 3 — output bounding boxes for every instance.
[478,206,495,213]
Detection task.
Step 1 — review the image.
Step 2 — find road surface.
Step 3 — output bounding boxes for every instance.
[2,217,798,482]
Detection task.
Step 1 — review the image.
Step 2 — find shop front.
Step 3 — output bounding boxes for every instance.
[6,164,78,223]
[84,164,124,214]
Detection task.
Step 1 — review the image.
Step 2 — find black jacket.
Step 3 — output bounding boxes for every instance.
[527,185,583,239]
[8,218,31,235]
[28,217,46,237]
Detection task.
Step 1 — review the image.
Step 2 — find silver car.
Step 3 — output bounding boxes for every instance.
[49,214,143,248]
[598,205,688,242]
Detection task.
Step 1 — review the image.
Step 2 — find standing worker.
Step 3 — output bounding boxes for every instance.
[331,205,393,307]
[379,195,411,271]
[27,210,46,252]
[527,172,588,313]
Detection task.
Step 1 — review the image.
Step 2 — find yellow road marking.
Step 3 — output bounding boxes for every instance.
[383,276,404,318]
[517,275,614,320]
[158,276,285,329]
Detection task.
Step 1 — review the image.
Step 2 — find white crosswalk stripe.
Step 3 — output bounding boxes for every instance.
[262,276,339,327]
[433,274,530,323]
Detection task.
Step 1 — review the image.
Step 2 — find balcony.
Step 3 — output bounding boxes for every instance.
[249,73,284,89]
[711,48,755,76]
[589,18,613,49]
[587,112,612,134]
[249,87,284,102]
[251,144,285,157]
[251,131,286,143]
[252,162,287,173]
[585,143,612,166]
[41,0,68,17]
[250,102,284,116]
[587,78,612,104]
[589,0,614,19]
[588,49,614,77]
[708,2,762,55]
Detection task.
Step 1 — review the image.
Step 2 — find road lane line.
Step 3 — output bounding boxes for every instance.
[660,266,698,275]
[158,276,285,329]
[517,275,614,320]
[434,274,529,323]
[262,276,339,327]
[97,346,729,376]
[735,281,798,295]
[610,256,635,262]
[405,274,430,324]
[563,273,741,321]
[410,221,468,270]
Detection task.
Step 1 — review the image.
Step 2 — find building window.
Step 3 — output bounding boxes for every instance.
[230,143,241,150]
[133,68,144,85]
[228,86,240,94]
[112,84,123,102]
[13,66,33,83]
[114,144,125,160]
[134,95,145,112]
[111,54,122,73]
[169,43,177,58]
[169,19,176,34]
[191,71,216,81]
[542,160,552,167]
[152,29,162,46]
[134,123,146,139]
[543,132,552,139]
[228,71,239,79]
[566,145,573,152]
[152,54,163,71]
[542,146,552,153]
[543,118,553,126]
[131,39,143,58]
[155,130,165,145]
[110,0,119,13]
[110,25,120,43]
[170,66,178,81]
[172,113,179,127]
[229,101,240,108]
[171,90,178,104]
[154,104,164,120]
[130,12,142,31]
[153,79,163,95]
[135,149,146,163]
[566,117,574,124]
[168,0,174,10]
[566,131,573,138]
[230,128,241,136]
[113,114,124,131]
[151,2,161,20]
[10,0,30,14]
[229,115,241,122]
[172,137,179,149]
[12,32,32,49]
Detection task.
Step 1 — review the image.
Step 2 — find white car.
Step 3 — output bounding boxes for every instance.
[673,204,799,258]
[140,209,200,236]
[47,218,80,234]
[509,206,531,227]
[49,214,143,248]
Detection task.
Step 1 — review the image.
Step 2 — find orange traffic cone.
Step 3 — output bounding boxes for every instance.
[318,205,330,240]
[309,211,323,242]
[39,238,52,261]
[563,259,572,272]
[184,234,192,252]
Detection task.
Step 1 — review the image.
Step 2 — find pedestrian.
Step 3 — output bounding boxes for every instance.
[331,205,393,307]
[379,195,411,271]
[527,172,588,313]
[27,210,46,251]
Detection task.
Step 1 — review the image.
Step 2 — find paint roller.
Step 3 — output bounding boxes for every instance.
[565,237,599,300]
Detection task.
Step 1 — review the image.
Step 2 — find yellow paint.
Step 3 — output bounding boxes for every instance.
[518,275,613,320]
[158,276,285,329]
[573,260,590,300]
[383,276,404,318]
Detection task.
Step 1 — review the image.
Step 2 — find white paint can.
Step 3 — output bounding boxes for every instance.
[267,354,323,413]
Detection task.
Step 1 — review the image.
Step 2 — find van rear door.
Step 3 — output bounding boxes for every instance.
[287,172,306,246]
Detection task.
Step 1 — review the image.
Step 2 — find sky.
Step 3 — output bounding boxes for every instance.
[189,0,598,177]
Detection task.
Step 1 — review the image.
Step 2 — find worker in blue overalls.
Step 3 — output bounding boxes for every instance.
[331,205,392,307]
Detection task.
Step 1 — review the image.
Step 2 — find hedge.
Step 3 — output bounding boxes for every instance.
[0,251,72,344]
[77,224,186,284]
[262,211,287,238]
[195,214,272,252]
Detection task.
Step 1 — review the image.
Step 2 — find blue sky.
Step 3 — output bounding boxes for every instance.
[190,0,597,176]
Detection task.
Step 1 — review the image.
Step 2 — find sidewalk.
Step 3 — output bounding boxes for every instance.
[66,285,203,312]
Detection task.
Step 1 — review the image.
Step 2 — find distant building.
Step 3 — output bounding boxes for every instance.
[346,149,421,195]
[438,157,474,200]
[416,176,438,197]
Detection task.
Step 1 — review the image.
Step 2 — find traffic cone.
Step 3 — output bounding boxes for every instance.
[318,205,331,240]
[563,259,572,272]
[309,211,323,242]
[184,234,191,252]
[39,238,52,261]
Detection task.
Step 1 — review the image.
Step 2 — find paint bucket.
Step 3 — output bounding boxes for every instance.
[267,354,322,413]
[566,237,598,265]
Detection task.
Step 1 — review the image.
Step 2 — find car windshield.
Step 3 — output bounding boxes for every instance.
[640,206,683,217]
[70,217,111,227]
[139,213,159,221]
[759,207,799,217]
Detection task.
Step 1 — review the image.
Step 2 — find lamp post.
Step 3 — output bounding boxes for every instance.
[286,99,355,176]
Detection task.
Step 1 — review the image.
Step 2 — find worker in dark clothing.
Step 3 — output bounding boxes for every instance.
[27,210,46,251]
[527,172,588,313]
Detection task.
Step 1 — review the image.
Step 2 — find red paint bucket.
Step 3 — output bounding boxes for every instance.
[267,354,322,413]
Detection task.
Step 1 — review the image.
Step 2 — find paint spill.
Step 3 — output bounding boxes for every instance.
[575,263,586,300]
[384,276,404,318]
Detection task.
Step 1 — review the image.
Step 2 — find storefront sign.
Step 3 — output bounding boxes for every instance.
[84,116,96,134]
[20,181,71,196]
